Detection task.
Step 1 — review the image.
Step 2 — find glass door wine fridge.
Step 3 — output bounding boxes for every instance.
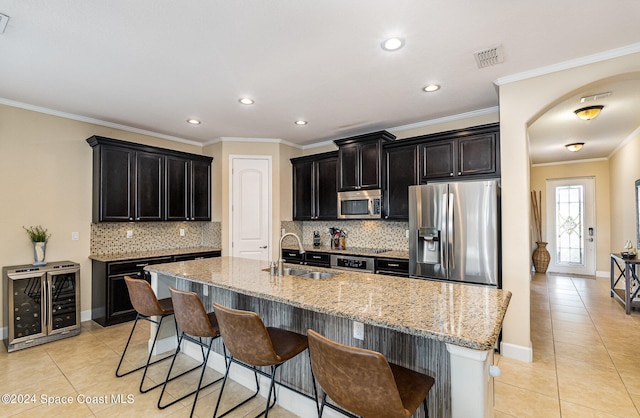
[3,261,80,352]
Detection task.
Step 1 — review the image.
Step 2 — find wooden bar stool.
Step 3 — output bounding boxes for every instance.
[212,303,316,418]
[307,329,435,418]
[157,287,224,417]
[115,276,180,393]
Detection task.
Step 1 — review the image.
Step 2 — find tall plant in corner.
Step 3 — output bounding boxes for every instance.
[530,191,550,273]
[23,225,51,266]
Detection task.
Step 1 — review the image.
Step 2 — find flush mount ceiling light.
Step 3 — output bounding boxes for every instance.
[294,120,308,125]
[423,84,440,92]
[565,142,584,152]
[239,98,254,105]
[381,37,405,51]
[186,119,201,125]
[574,105,603,121]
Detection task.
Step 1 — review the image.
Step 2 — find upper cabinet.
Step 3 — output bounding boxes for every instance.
[383,143,419,220]
[335,131,396,191]
[166,156,212,221]
[419,124,500,182]
[87,136,213,223]
[292,151,338,220]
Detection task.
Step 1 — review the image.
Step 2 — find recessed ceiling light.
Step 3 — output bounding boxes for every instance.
[423,84,440,92]
[187,119,201,125]
[381,37,405,51]
[294,120,308,125]
[239,98,254,105]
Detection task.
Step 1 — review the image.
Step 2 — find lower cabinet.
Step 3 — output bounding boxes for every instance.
[91,251,221,326]
[375,258,409,277]
[304,251,331,267]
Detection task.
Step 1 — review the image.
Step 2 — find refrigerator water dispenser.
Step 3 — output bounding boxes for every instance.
[418,227,440,264]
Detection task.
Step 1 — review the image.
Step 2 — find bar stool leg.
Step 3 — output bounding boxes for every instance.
[213,356,261,418]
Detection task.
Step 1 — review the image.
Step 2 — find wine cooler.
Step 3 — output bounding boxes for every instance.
[3,261,81,352]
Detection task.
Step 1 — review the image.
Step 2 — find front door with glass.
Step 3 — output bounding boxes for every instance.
[546,177,596,275]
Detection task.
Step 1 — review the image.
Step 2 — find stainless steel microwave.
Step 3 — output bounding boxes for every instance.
[337,189,382,219]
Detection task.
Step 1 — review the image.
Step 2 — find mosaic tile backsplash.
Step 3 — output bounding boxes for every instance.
[281,220,409,251]
[91,221,221,255]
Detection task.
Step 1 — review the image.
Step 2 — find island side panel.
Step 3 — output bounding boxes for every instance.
[176,277,451,418]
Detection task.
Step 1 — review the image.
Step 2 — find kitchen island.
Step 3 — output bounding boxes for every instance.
[147,256,511,418]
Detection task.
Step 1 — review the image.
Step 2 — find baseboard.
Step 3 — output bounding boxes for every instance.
[0,326,5,341]
[81,310,92,323]
[500,341,533,363]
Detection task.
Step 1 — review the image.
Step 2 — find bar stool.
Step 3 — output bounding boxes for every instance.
[157,287,224,417]
[307,329,435,418]
[115,276,179,393]
[212,303,315,418]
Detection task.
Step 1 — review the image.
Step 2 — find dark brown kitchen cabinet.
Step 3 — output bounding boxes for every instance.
[91,145,164,222]
[91,250,221,326]
[292,151,338,220]
[166,156,212,221]
[87,136,212,222]
[419,125,499,182]
[335,131,396,191]
[383,144,419,220]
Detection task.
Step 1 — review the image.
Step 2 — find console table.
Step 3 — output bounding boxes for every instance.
[610,253,640,314]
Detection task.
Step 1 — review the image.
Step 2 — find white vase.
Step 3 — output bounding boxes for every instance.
[33,241,47,266]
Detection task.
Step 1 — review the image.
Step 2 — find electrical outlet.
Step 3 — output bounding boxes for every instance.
[353,321,364,340]
[203,284,208,296]
[126,230,133,239]
[179,228,185,237]
[281,228,286,236]
[406,229,410,238]
[71,232,79,241]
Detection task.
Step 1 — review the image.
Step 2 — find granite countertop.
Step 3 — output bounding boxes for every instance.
[89,247,222,263]
[146,256,511,351]
[284,244,409,260]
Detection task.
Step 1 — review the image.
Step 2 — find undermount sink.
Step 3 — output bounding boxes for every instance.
[298,271,335,280]
[283,267,310,276]
[263,267,337,279]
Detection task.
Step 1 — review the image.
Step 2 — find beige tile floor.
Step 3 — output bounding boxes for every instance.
[1,272,638,417]
[495,273,640,418]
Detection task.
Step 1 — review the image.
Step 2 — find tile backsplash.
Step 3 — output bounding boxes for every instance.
[91,221,221,255]
[281,220,409,251]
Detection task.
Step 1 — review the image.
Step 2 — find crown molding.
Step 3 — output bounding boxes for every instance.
[495,42,640,86]
[0,97,203,147]
[531,157,608,168]
[387,107,500,133]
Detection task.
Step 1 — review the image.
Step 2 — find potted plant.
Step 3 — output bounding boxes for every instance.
[23,225,51,266]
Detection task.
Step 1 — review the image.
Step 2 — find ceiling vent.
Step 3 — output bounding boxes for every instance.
[474,45,504,69]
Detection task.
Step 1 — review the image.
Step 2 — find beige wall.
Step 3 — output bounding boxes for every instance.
[499,52,640,360]
[530,160,611,274]
[609,128,640,251]
[0,105,205,327]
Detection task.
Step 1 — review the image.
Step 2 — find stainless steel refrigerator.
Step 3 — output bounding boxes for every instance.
[409,180,500,286]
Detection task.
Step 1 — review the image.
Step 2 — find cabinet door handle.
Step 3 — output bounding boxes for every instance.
[388,263,400,267]
[450,173,454,176]
[135,263,149,267]
[458,172,461,175]
[259,246,267,249]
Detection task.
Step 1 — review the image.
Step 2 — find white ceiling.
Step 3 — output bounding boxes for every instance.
[1,1,639,161]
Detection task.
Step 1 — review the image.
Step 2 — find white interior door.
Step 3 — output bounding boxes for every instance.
[230,156,271,261]
[546,177,595,275]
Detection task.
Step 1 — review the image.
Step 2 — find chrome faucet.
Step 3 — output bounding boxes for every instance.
[277,232,305,276]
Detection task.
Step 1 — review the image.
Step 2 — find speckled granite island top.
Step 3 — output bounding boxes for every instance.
[89,247,222,262]
[146,256,511,351]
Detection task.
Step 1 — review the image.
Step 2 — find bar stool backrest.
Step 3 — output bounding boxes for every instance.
[307,329,409,418]
[125,276,167,317]
[213,303,280,366]
[169,287,218,338]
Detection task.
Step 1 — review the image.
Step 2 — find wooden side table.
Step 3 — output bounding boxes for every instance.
[610,253,640,314]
